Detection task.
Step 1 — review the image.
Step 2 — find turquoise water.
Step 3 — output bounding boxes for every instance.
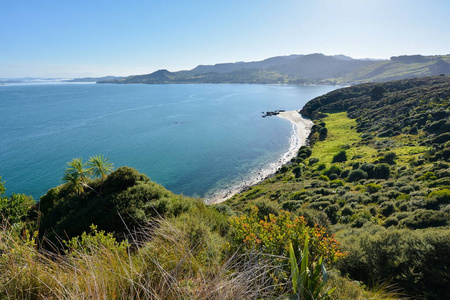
[0,83,336,200]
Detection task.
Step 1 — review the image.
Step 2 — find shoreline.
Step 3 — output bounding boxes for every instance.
[205,110,313,205]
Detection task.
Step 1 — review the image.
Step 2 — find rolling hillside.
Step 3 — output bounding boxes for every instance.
[101,54,450,85]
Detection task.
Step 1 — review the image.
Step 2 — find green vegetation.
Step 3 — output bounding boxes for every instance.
[0,177,34,229]
[102,54,449,85]
[2,158,354,299]
[1,75,449,299]
[289,237,334,300]
[332,55,450,84]
[228,76,450,299]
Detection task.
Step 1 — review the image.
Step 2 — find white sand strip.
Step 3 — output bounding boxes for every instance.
[205,110,313,205]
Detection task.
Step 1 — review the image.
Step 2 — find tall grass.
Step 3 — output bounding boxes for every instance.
[0,219,281,300]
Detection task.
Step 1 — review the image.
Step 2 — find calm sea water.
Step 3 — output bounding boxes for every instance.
[0,83,336,200]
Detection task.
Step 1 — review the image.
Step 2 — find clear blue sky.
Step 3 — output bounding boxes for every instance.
[1,0,449,78]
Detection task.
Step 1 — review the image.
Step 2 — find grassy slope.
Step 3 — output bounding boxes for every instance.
[229,76,450,222]
[225,76,450,298]
[226,110,436,215]
[331,55,450,83]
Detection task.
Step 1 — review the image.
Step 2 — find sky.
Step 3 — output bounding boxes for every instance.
[1,0,449,78]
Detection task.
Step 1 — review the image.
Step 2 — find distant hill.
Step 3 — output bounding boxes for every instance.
[66,76,124,83]
[331,55,450,84]
[102,53,450,85]
[266,53,377,79]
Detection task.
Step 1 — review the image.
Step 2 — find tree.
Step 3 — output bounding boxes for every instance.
[63,158,91,195]
[87,154,114,195]
[87,155,114,180]
[63,155,114,196]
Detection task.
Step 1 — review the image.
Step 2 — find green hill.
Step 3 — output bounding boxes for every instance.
[102,54,450,85]
[331,55,450,84]
[226,75,450,299]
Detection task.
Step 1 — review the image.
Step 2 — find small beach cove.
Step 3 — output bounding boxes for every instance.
[205,110,313,204]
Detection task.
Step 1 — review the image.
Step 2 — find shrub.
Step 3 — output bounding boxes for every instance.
[330,179,344,188]
[399,185,414,194]
[0,191,34,227]
[317,163,326,171]
[323,165,342,176]
[292,166,302,178]
[324,204,340,224]
[427,189,450,204]
[279,165,289,173]
[409,125,419,135]
[308,201,331,210]
[337,227,450,299]
[332,150,347,163]
[64,224,129,255]
[366,183,382,194]
[351,217,368,228]
[380,152,397,164]
[419,171,437,181]
[380,201,396,217]
[347,169,368,182]
[329,174,338,181]
[39,166,200,244]
[227,207,344,287]
[433,132,450,144]
[340,169,350,178]
[318,175,330,182]
[298,208,331,229]
[319,127,328,140]
[298,146,312,158]
[383,216,399,227]
[282,200,302,212]
[251,199,280,218]
[360,163,375,178]
[341,206,354,216]
[308,157,320,166]
[399,209,449,229]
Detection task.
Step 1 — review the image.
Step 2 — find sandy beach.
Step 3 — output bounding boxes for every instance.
[205,110,313,204]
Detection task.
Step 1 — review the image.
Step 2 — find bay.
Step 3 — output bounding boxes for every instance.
[0,83,337,200]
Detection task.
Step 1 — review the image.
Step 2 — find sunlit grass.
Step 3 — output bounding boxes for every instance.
[311,112,377,166]
[0,220,280,300]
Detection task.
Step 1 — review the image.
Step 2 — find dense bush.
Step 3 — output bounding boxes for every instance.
[398,209,449,229]
[39,167,200,243]
[337,226,450,299]
[366,183,382,194]
[347,169,368,182]
[0,193,34,228]
[332,150,347,163]
[228,207,343,287]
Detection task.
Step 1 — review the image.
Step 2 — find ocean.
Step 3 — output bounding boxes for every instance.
[0,83,337,200]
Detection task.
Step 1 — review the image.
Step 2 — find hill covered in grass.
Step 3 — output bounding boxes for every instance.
[331,55,450,84]
[101,54,449,85]
[226,75,450,299]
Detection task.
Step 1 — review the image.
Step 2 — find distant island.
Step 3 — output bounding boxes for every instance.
[65,76,124,83]
[96,53,450,85]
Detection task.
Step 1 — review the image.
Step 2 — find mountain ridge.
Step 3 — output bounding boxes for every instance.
[100,53,449,85]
